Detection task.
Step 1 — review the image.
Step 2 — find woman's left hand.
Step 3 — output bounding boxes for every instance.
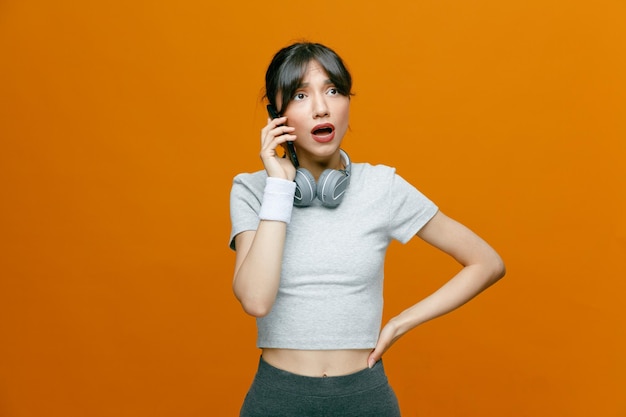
[368,319,403,368]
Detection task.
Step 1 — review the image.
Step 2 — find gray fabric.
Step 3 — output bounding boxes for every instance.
[229,162,438,349]
[239,357,402,417]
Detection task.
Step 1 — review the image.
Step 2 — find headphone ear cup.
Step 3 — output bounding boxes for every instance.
[318,168,350,208]
[294,168,317,207]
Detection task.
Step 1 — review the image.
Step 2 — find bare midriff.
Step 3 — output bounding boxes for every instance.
[261,348,372,377]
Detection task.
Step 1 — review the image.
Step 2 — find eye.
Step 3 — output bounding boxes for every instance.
[327,87,339,96]
[293,92,306,101]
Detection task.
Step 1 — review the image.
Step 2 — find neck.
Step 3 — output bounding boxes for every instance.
[301,152,344,180]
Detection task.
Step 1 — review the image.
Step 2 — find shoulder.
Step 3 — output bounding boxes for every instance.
[230,170,268,208]
[351,162,419,194]
[351,161,431,200]
[231,170,267,195]
[351,162,398,184]
[233,169,267,188]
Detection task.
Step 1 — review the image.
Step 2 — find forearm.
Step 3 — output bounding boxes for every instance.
[233,221,287,317]
[393,211,506,334]
[367,259,504,367]
[392,260,505,335]
[232,177,296,317]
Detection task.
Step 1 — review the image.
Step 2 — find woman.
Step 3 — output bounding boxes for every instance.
[229,42,505,417]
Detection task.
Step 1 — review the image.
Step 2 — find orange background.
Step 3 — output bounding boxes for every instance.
[1,0,625,416]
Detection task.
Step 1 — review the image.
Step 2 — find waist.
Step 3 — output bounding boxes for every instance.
[262,348,371,377]
[254,355,389,397]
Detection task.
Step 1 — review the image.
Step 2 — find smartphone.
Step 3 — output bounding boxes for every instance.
[267,104,299,168]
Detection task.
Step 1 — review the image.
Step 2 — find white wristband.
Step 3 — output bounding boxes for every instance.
[258,177,297,223]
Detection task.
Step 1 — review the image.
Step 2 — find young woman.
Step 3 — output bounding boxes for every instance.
[229,42,505,417]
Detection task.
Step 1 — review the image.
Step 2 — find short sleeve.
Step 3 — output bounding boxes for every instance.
[228,172,266,250]
[387,172,439,244]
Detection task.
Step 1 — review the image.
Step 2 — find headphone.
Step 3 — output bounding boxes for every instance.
[294,149,351,208]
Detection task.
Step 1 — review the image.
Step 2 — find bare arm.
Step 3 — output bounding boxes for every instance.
[233,222,287,317]
[232,116,297,317]
[368,210,506,366]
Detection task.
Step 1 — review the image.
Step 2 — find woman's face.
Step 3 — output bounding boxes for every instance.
[279,60,350,164]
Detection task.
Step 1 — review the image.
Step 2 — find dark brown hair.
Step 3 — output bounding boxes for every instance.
[265,42,353,114]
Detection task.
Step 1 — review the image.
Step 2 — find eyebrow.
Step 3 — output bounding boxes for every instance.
[296,79,334,89]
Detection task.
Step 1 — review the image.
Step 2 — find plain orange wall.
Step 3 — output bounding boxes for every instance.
[1,1,624,416]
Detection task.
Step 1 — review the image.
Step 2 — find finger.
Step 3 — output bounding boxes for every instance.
[368,349,380,368]
[261,117,288,139]
[368,336,387,368]
[261,126,295,148]
[262,135,297,158]
[262,117,287,135]
[270,125,295,139]
[271,116,287,126]
[368,326,397,368]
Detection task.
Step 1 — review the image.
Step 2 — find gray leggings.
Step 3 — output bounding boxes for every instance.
[240,356,402,417]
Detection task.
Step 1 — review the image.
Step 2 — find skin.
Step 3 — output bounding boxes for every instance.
[233,60,506,377]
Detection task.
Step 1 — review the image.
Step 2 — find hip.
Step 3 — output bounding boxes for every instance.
[240,356,401,417]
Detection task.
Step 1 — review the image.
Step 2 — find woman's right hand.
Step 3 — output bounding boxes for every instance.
[260,116,297,180]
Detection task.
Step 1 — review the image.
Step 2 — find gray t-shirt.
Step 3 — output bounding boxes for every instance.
[229,162,439,349]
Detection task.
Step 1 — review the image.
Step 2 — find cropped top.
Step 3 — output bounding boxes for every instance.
[229,162,439,350]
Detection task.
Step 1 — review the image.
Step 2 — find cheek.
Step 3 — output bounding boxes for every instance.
[337,104,350,129]
[291,115,309,132]
[283,110,304,130]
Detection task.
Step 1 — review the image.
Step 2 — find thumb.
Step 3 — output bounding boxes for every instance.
[368,348,381,368]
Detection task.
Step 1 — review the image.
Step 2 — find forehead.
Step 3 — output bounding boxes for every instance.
[300,60,330,82]
[274,59,335,109]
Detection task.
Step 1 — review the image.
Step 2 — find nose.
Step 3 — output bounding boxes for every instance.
[312,94,329,119]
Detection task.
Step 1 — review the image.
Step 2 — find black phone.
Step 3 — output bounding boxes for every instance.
[267,104,299,168]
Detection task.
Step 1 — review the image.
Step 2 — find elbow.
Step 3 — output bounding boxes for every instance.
[490,254,506,283]
[233,278,276,318]
[234,291,274,318]
[241,301,273,318]
[473,249,506,287]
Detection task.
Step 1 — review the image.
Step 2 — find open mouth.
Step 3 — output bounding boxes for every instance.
[311,123,335,143]
[311,123,335,136]
[313,126,333,135]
